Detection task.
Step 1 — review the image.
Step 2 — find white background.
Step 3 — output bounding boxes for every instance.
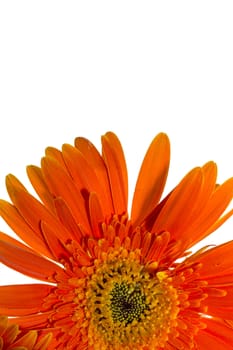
[0,1,232,285]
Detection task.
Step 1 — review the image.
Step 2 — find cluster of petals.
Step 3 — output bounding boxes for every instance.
[0,315,51,349]
[0,131,233,349]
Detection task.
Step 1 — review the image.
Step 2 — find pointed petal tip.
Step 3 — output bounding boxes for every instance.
[155,132,170,145]
[101,131,120,145]
[101,131,128,214]
[102,131,117,137]
[131,132,170,226]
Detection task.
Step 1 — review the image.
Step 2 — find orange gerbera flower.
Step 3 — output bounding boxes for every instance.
[0,132,233,349]
[0,314,51,349]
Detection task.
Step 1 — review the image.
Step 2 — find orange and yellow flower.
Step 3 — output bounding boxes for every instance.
[0,132,233,349]
[0,314,51,350]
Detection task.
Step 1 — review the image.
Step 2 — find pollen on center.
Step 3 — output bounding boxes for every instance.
[85,247,180,350]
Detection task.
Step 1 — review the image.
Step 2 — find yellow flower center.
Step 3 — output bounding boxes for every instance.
[85,248,179,349]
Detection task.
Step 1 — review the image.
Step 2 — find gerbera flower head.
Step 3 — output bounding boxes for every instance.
[0,131,233,349]
[0,315,52,350]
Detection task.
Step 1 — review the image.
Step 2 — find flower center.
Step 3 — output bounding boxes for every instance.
[110,281,148,324]
[85,248,179,349]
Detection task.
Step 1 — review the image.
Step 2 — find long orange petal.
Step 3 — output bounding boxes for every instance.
[184,177,233,248]
[34,332,53,350]
[75,136,114,213]
[88,192,105,238]
[5,187,76,252]
[45,146,65,166]
[0,200,53,259]
[207,307,233,320]
[0,316,8,336]
[203,208,233,237]
[7,312,52,329]
[40,221,71,260]
[196,318,233,349]
[101,132,128,215]
[62,144,112,219]
[0,284,53,316]
[2,323,19,344]
[145,231,170,263]
[183,162,217,221]
[62,144,100,191]
[41,156,91,231]
[196,331,233,350]
[189,240,233,279]
[131,133,170,227]
[5,174,28,195]
[26,165,55,213]
[0,231,38,253]
[151,167,203,237]
[11,330,37,349]
[53,197,84,243]
[201,271,233,285]
[0,238,62,281]
[204,286,233,319]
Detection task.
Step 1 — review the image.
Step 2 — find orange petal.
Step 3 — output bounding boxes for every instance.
[0,238,63,281]
[131,229,142,250]
[196,268,233,285]
[0,284,53,316]
[204,286,233,319]
[54,197,84,242]
[34,332,52,350]
[2,323,19,344]
[184,162,217,220]
[62,144,112,218]
[145,231,170,263]
[5,186,76,254]
[11,330,37,349]
[190,240,233,279]
[40,221,71,260]
[151,167,203,238]
[75,136,114,213]
[88,192,105,238]
[131,133,170,227]
[101,132,128,215]
[0,200,53,259]
[199,161,217,200]
[45,146,65,166]
[0,231,38,253]
[141,232,152,258]
[7,312,52,329]
[203,208,233,237]
[5,174,28,196]
[0,315,8,336]
[208,307,233,321]
[183,177,233,248]
[41,156,91,231]
[196,331,233,350]
[26,165,55,212]
[196,318,233,349]
[62,144,100,190]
